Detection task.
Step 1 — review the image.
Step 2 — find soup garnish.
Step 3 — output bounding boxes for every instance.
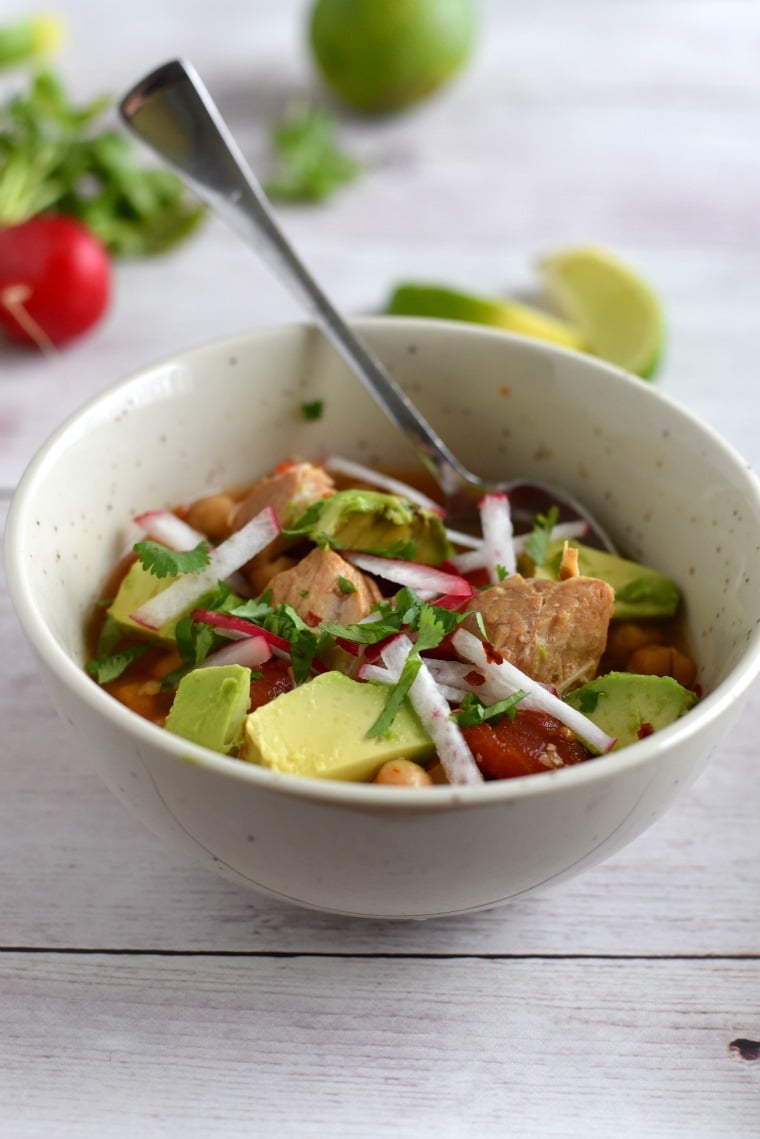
[85,457,698,786]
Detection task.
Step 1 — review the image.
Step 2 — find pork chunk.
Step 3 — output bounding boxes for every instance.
[233,462,335,590]
[267,547,382,626]
[233,461,335,534]
[463,573,614,694]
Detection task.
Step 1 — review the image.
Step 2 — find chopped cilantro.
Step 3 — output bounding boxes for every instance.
[453,690,526,728]
[523,505,560,567]
[95,614,123,657]
[496,564,508,582]
[577,688,601,714]
[134,539,211,579]
[263,104,362,203]
[300,400,324,421]
[85,642,152,684]
[337,575,357,594]
[283,499,325,539]
[366,653,422,739]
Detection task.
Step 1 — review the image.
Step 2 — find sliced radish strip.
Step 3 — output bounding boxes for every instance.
[452,627,616,755]
[449,519,590,575]
[479,493,516,583]
[424,659,485,690]
[358,661,394,684]
[324,454,444,515]
[448,547,489,575]
[445,527,483,550]
[202,635,272,670]
[378,635,483,785]
[131,507,279,630]
[344,552,474,600]
[191,609,291,655]
[135,509,206,551]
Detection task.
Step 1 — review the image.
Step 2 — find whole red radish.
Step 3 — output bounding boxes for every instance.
[0,214,111,348]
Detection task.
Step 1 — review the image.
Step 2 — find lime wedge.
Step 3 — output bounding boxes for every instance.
[386,282,585,351]
[539,247,663,379]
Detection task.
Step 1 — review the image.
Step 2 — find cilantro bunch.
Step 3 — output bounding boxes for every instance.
[0,70,205,254]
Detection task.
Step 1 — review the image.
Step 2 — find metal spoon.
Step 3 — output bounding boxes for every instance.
[119,59,614,547]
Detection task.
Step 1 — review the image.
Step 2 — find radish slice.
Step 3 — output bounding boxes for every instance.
[131,507,279,630]
[378,635,483,786]
[445,527,483,550]
[135,510,205,551]
[344,552,474,600]
[449,519,590,574]
[452,627,616,755]
[479,494,516,583]
[324,454,444,515]
[191,609,291,655]
[202,635,272,670]
[424,659,485,691]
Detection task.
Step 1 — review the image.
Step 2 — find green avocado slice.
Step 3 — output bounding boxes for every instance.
[164,664,252,755]
[286,488,451,565]
[528,540,681,620]
[242,671,435,781]
[564,671,697,750]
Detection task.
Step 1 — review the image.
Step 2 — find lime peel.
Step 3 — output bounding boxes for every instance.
[539,246,664,379]
[386,282,586,351]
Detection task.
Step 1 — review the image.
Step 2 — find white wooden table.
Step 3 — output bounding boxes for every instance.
[2,2,759,1134]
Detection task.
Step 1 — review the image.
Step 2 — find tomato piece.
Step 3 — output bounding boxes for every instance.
[248,657,294,711]
[0,214,110,347]
[463,708,591,780]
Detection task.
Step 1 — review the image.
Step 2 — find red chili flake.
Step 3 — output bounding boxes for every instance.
[483,643,504,665]
[305,610,322,627]
[637,722,654,739]
[464,670,485,686]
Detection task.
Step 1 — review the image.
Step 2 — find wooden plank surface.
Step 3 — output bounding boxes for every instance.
[2,954,759,1138]
[2,1,760,1135]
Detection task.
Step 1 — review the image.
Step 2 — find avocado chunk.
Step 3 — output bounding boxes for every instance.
[164,664,252,755]
[242,671,435,781]
[564,671,697,750]
[288,488,451,565]
[527,540,681,620]
[107,560,179,644]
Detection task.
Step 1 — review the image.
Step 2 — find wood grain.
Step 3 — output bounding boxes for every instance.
[2,954,759,1138]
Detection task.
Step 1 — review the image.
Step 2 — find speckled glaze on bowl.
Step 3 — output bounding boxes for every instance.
[6,319,760,918]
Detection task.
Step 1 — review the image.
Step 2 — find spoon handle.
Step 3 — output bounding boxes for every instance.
[119,59,470,497]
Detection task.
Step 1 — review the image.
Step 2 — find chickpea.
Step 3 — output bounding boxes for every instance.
[183,494,236,541]
[374,758,433,788]
[627,643,697,688]
[604,621,665,670]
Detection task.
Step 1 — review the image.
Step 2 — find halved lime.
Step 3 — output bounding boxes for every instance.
[539,247,664,379]
[386,282,585,351]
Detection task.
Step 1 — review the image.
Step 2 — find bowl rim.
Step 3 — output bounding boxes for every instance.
[6,317,760,811]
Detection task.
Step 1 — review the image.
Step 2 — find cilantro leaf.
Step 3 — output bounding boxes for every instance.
[0,70,205,251]
[366,654,422,739]
[337,575,357,595]
[134,539,211,579]
[576,688,601,714]
[85,642,152,684]
[523,505,560,567]
[453,690,526,728]
[263,104,362,204]
[301,400,324,421]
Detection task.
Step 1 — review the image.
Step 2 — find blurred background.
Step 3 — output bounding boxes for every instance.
[1,0,759,482]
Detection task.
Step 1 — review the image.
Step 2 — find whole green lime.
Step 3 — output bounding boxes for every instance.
[308,0,478,114]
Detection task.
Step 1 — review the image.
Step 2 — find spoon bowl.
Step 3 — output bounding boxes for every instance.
[119,58,615,546]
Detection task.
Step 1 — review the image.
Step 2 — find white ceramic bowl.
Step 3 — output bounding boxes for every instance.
[6,319,760,918]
